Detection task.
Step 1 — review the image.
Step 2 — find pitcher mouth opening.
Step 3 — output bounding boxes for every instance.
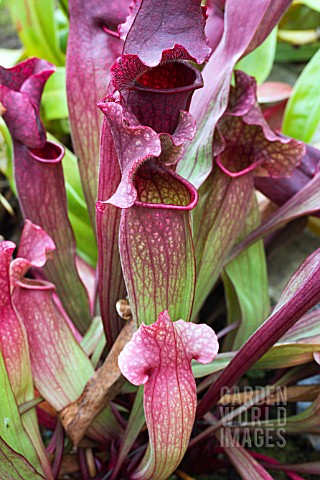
[29,141,64,164]
[133,159,198,211]
[132,61,203,94]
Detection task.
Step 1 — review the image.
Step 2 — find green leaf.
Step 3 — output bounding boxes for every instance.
[284,394,320,433]
[222,195,270,349]
[58,0,69,16]
[19,397,43,415]
[282,48,320,142]
[0,352,43,474]
[193,343,320,378]
[47,133,97,265]
[253,343,320,370]
[0,437,45,480]
[81,316,103,355]
[275,41,320,62]
[281,2,320,29]
[236,28,277,84]
[0,117,13,185]
[42,67,68,121]
[91,334,106,368]
[192,353,233,378]
[0,48,24,68]
[280,309,320,344]
[68,212,97,265]
[293,0,320,12]
[7,0,65,65]
[81,316,105,361]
